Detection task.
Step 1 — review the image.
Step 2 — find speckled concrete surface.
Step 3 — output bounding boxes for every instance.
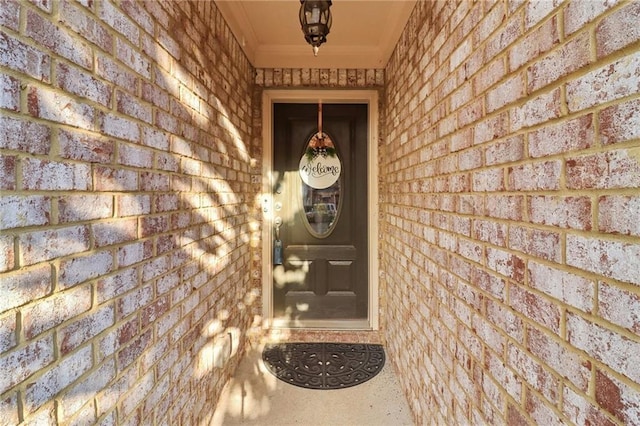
[211,340,413,426]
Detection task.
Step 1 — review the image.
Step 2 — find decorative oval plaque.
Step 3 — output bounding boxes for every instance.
[299,132,341,190]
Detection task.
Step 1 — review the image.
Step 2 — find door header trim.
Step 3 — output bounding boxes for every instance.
[263,89,380,104]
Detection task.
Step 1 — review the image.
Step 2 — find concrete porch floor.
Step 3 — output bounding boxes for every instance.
[211,336,414,426]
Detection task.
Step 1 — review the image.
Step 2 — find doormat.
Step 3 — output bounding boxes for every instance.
[262,343,385,390]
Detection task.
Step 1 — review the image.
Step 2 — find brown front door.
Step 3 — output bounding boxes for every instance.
[272,103,368,323]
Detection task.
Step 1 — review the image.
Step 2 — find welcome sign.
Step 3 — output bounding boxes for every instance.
[299,133,341,189]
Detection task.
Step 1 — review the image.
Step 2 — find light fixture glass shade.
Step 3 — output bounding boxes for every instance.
[299,0,332,55]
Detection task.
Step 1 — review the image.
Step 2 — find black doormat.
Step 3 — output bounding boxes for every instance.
[262,343,385,389]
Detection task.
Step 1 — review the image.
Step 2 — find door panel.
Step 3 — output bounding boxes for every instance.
[273,103,368,322]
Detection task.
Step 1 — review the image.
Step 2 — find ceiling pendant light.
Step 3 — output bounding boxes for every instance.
[299,0,332,56]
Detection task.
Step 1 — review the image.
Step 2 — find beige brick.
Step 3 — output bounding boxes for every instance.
[599,195,640,236]
[58,128,114,163]
[0,196,50,230]
[23,285,92,339]
[566,51,640,113]
[0,334,54,395]
[528,195,592,230]
[486,74,525,113]
[563,386,617,426]
[566,149,640,190]
[0,0,20,31]
[595,369,640,424]
[510,16,559,71]
[0,312,16,353]
[510,87,561,131]
[0,115,50,154]
[596,1,640,58]
[0,29,50,82]
[528,114,594,157]
[599,282,640,334]
[567,234,640,285]
[20,226,90,266]
[59,0,113,52]
[528,261,594,312]
[56,61,112,106]
[508,160,561,191]
[508,343,559,402]
[25,346,93,414]
[28,85,95,130]
[0,392,19,425]
[508,226,561,262]
[0,72,19,111]
[527,30,591,92]
[600,98,640,145]
[510,285,560,334]
[0,154,16,190]
[564,0,617,36]
[568,313,640,383]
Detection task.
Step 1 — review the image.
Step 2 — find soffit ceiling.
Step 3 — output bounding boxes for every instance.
[216,0,417,69]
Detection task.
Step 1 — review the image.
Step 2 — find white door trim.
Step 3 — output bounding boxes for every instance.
[261,89,379,330]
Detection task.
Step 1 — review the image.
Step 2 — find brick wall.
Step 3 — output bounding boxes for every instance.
[0,0,256,424]
[382,0,640,424]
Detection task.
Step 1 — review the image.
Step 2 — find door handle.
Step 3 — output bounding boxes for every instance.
[274,216,282,240]
[274,216,283,265]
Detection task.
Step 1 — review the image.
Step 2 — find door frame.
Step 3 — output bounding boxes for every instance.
[261,89,379,330]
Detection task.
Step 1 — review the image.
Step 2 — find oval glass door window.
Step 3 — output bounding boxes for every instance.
[299,132,341,237]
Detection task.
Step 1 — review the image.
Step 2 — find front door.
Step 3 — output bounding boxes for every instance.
[272,103,368,325]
